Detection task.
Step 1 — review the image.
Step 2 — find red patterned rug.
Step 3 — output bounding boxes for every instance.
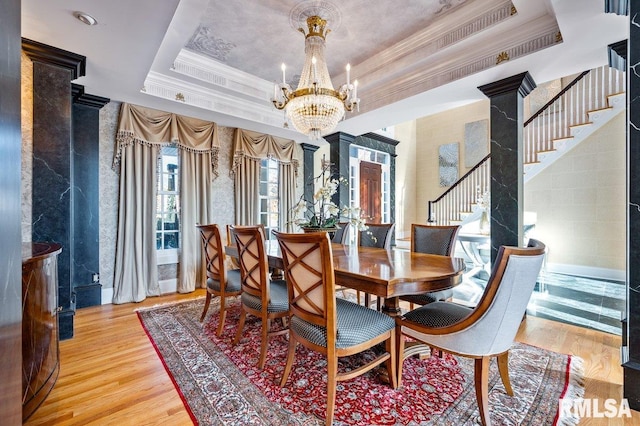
[137,298,583,425]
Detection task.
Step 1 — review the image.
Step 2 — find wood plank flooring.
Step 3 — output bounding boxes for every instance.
[24,289,640,425]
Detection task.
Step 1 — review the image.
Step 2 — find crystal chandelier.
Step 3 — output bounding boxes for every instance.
[272,15,359,140]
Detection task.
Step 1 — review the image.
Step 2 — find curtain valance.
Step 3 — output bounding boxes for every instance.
[113,103,220,176]
[232,129,299,176]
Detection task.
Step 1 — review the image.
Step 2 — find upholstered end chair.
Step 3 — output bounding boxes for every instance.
[358,222,395,308]
[396,239,546,426]
[400,224,461,307]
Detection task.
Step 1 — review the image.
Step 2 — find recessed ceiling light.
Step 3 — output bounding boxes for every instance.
[73,11,97,26]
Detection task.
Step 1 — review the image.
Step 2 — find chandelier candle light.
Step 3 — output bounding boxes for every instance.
[272,15,359,140]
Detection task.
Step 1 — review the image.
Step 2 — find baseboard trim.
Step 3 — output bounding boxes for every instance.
[545,262,625,282]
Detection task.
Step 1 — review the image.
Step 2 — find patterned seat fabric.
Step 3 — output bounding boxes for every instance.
[206,269,242,292]
[400,289,452,306]
[403,301,472,328]
[291,298,395,349]
[240,279,288,313]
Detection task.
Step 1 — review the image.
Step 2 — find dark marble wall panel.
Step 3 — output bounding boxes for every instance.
[300,143,319,211]
[325,132,355,210]
[625,0,640,409]
[32,62,74,339]
[72,104,101,307]
[0,0,26,423]
[478,72,535,262]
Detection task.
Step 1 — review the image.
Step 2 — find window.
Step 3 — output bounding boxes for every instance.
[156,145,180,251]
[259,158,279,239]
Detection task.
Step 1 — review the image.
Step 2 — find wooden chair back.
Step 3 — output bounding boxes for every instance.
[197,224,226,285]
[274,231,335,333]
[231,225,270,304]
[411,224,461,255]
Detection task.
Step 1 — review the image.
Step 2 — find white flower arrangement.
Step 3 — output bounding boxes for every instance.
[476,186,490,211]
[292,157,369,233]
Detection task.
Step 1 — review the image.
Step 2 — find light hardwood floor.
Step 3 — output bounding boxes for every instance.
[24,289,640,425]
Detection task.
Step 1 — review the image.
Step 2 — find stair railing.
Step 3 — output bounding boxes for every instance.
[428,154,490,225]
[523,66,625,164]
[428,65,625,226]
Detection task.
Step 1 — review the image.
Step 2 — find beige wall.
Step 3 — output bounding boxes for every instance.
[414,100,490,224]
[408,100,625,279]
[524,111,626,278]
[394,122,418,239]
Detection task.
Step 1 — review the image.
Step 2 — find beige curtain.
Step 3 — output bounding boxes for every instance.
[113,142,160,303]
[231,129,299,228]
[112,103,219,303]
[179,148,214,293]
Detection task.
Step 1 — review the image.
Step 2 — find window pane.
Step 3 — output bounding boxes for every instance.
[156,215,162,230]
[164,214,179,230]
[156,233,162,250]
[260,214,268,226]
[260,166,268,181]
[268,168,278,182]
[164,232,179,249]
[260,182,267,195]
[268,184,278,197]
[261,198,268,211]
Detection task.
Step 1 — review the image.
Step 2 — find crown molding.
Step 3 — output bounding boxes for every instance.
[22,38,86,80]
[143,71,283,127]
[71,84,110,109]
[172,49,273,102]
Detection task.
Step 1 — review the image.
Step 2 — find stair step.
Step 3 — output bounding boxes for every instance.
[569,122,593,137]
[537,149,556,162]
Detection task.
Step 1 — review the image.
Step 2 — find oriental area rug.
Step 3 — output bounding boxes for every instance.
[137,298,584,425]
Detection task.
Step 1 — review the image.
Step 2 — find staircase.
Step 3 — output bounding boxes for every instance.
[428,65,626,226]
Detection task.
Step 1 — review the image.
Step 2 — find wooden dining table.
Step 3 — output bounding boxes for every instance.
[226,240,466,317]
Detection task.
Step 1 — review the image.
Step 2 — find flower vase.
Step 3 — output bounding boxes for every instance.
[479,210,490,235]
[301,226,338,240]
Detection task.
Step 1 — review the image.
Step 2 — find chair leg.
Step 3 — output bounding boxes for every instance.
[356,290,361,305]
[474,356,491,426]
[280,334,297,387]
[386,330,398,389]
[326,351,338,426]
[364,293,371,308]
[397,327,406,387]
[497,352,514,396]
[258,315,270,369]
[216,296,226,337]
[233,309,247,345]
[199,292,212,322]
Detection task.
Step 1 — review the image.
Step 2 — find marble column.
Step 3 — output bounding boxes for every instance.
[71,84,110,308]
[625,0,640,409]
[23,39,86,340]
[300,143,319,212]
[324,132,355,210]
[0,0,24,422]
[478,72,536,262]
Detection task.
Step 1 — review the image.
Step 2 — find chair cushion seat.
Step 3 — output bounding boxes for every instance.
[400,289,453,306]
[403,301,472,328]
[291,298,395,349]
[240,279,289,313]
[207,269,242,293]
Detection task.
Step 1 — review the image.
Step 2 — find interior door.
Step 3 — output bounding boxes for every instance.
[359,161,382,224]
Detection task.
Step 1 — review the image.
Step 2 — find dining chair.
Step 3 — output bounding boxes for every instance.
[396,238,546,426]
[231,225,289,369]
[400,224,461,309]
[274,231,397,426]
[196,224,242,337]
[359,222,395,308]
[331,221,351,244]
